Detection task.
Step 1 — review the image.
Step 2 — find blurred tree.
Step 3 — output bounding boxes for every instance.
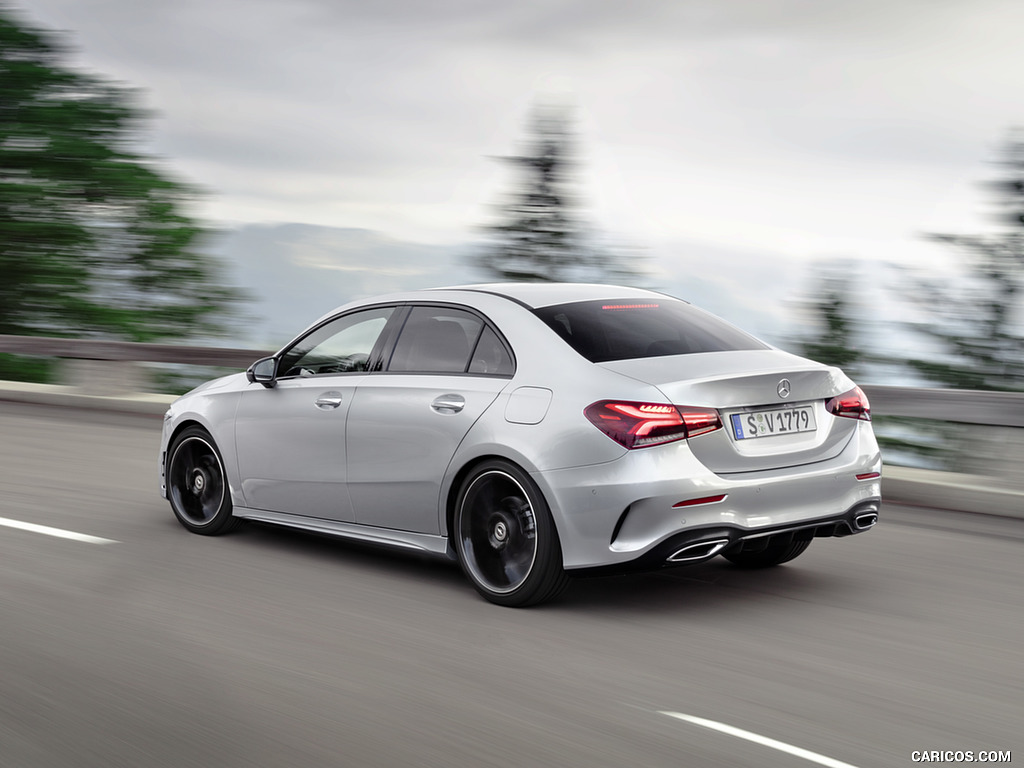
[795,269,864,375]
[795,266,962,468]
[476,106,645,284]
[0,7,242,346]
[904,135,1024,391]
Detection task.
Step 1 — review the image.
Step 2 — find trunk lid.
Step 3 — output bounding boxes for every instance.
[600,349,858,473]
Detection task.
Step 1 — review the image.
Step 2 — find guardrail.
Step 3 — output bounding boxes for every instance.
[861,385,1024,428]
[0,334,272,369]
[1,333,1022,422]
[862,384,1024,515]
[1,334,1022,517]
[0,334,274,396]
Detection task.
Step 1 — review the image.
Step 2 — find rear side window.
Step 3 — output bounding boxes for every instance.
[388,306,484,374]
[533,299,767,363]
[468,325,514,375]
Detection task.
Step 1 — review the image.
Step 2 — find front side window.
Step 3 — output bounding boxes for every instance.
[279,306,394,377]
[388,306,485,374]
[534,299,767,363]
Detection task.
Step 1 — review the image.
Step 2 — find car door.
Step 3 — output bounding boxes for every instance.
[233,305,396,520]
[345,304,515,533]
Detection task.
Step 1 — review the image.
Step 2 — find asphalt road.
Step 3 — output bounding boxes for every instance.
[1,401,1020,768]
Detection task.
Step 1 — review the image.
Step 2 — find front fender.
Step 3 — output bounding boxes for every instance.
[160,382,244,505]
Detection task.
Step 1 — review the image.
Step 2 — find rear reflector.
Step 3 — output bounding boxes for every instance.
[584,400,722,449]
[826,386,871,421]
[672,494,727,508]
[856,472,881,481]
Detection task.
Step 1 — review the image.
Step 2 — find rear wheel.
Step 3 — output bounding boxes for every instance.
[166,426,240,535]
[722,538,810,568]
[454,460,569,607]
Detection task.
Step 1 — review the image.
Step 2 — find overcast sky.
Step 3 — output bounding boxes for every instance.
[12,0,1024,309]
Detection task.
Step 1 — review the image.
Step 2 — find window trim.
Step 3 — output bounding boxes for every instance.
[274,303,402,380]
[379,302,516,378]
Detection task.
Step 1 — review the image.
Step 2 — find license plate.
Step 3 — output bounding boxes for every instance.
[729,405,816,440]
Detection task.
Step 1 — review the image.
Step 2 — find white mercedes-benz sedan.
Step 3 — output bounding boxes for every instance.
[159,283,881,606]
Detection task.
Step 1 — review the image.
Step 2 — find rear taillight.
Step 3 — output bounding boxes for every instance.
[584,400,722,449]
[826,386,871,422]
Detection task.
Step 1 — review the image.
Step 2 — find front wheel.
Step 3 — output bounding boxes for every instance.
[453,460,569,607]
[166,426,240,535]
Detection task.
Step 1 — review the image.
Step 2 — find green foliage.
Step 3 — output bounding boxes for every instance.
[794,278,860,374]
[904,135,1024,391]
[146,363,239,396]
[0,352,57,383]
[0,7,243,343]
[870,415,964,471]
[794,268,864,375]
[792,269,967,468]
[477,106,645,285]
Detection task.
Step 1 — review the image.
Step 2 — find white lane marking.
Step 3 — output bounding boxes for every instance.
[659,712,861,768]
[0,516,119,545]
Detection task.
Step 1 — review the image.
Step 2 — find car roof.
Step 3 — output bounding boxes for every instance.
[305,283,682,331]
[430,283,676,309]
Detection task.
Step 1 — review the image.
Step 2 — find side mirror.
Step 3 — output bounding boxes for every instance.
[246,356,278,388]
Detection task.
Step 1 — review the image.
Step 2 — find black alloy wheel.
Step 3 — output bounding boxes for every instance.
[454,460,569,607]
[166,426,239,535]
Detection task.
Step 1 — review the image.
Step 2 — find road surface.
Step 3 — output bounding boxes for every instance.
[0,401,1019,767]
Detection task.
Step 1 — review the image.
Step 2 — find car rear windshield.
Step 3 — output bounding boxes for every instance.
[533,299,768,363]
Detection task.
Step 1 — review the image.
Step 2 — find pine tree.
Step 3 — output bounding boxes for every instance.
[477,106,644,285]
[904,135,1024,391]
[0,7,243,343]
[796,270,863,375]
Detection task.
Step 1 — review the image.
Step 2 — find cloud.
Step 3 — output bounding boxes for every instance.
[14,0,1024,256]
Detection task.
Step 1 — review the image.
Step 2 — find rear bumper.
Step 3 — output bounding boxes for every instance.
[570,498,879,576]
[534,423,881,570]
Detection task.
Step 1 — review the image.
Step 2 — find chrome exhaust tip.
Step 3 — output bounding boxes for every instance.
[855,512,878,530]
[667,539,730,563]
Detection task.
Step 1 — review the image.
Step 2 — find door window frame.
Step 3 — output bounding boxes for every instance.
[273,303,402,380]
[378,302,516,378]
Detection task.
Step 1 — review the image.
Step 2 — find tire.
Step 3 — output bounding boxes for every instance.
[166,426,240,535]
[722,538,810,568]
[453,460,569,607]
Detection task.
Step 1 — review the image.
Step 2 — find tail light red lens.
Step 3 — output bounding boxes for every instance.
[826,386,871,421]
[584,400,722,449]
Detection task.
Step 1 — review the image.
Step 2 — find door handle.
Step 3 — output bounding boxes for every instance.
[314,391,343,410]
[431,394,465,414]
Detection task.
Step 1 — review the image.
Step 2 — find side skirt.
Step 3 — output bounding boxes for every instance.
[232,507,456,560]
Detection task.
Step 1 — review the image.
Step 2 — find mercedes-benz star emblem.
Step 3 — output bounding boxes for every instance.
[777,379,791,399]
